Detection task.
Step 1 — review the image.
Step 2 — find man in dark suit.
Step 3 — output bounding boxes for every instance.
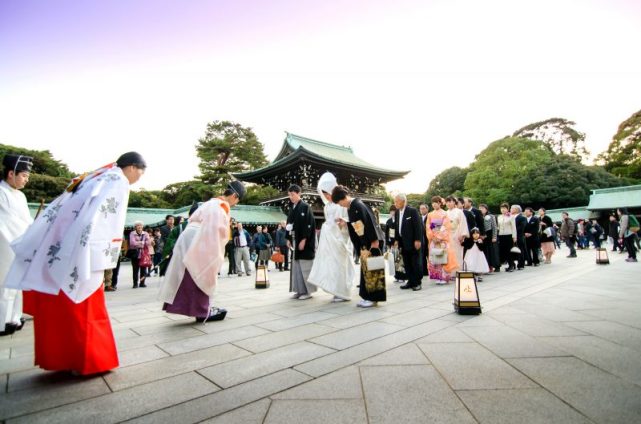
[458,197,477,254]
[523,207,541,266]
[512,205,527,270]
[464,198,485,235]
[419,203,429,276]
[393,194,423,291]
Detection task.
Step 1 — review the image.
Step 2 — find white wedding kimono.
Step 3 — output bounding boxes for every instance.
[308,173,355,300]
[5,165,129,303]
[0,180,33,328]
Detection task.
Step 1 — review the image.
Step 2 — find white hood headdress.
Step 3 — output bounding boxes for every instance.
[317,172,338,205]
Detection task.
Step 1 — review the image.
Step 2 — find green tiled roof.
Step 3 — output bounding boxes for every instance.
[280,133,404,173]
[235,132,408,181]
[545,207,593,223]
[587,185,641,210]
[28,203,287,229]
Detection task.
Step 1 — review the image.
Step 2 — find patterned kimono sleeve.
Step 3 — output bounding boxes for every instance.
[87,176,129,273]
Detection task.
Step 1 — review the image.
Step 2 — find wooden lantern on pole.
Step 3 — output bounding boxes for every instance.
[454,270,482,315]
[596,248,610,265]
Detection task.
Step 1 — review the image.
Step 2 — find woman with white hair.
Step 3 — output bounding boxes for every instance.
[308,172,355,301]
[129,220,151,288]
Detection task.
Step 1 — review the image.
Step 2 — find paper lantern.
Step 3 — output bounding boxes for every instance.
[596,248,610,265]
[255,265,270,289]
[454,271,482,315]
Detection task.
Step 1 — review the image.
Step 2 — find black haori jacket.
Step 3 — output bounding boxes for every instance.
[287,200,316,260]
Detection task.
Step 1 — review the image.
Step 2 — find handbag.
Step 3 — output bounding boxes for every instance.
[271,252,284,263]
[510,246,521,254]
[138,246,152,268]
[366,248,386,271]
[429,242,448,265]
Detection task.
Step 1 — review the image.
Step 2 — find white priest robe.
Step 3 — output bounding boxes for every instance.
[6,165,128,302]
[5,164,128,374]
[0,179,33,328]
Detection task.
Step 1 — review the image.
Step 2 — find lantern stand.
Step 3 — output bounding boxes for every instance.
[595,248,610,265]
[453,263,482,315]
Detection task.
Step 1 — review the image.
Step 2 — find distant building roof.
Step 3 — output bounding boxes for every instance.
[545,207,593,223]
[28,203,287,229]
[587,184,641,210]
[235,132,409,183]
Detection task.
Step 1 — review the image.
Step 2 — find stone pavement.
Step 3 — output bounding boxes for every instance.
[1,246,640,423]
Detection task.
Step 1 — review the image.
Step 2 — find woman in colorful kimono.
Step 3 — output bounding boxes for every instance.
[5,152,146,375]
[445,195,468,276]
[308,172,355,302]
[332,185,385,308]
[426,196,458,284]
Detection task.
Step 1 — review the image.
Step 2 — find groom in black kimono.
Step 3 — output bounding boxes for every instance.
[332,185,386,308]
[286,184,316,300]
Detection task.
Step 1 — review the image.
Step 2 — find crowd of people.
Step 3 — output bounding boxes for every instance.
[0,151,639,378]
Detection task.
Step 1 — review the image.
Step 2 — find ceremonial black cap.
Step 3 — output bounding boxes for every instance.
[3,154,33,174]
[228,180,246,201]
[116,152,147,169]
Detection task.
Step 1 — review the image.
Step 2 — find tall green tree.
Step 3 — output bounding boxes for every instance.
[464,137,553,207]
[597,109,641,181]
[425,166,469,202]
[511,155,630,209]
[513,118,589,160]
[196,121,268,185]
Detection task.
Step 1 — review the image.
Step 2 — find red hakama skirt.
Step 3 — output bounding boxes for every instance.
[23,288,119,375]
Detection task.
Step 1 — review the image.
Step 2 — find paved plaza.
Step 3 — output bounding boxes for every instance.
[1,246,640,423]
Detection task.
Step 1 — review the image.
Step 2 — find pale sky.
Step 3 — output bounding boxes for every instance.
[1,0,640,194]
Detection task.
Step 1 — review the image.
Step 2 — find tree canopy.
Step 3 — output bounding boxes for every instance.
[598,109,641,181]
[424,166,469,202]
[511,155,629,209]
[512,117,589,160]
[463,137,553,207]
[196,120,268,186]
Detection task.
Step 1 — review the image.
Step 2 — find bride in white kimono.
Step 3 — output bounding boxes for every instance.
[308,172,355,301]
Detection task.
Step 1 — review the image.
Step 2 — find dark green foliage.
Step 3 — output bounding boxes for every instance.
[196,121,268,185]
[21,174,70,203]
[128,189,172,208]
[159,180,216,208]
[425,166,469,202]
[0,143,73,178]
[598,109,641,181]
[463,137,553,206]
[1,143,74,202]
[243,185,279,206]
[511,155,630,209]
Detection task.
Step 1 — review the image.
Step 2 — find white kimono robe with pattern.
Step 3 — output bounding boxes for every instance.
[5,165,129,303]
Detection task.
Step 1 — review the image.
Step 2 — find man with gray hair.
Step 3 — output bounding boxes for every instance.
[393,193,424,291]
